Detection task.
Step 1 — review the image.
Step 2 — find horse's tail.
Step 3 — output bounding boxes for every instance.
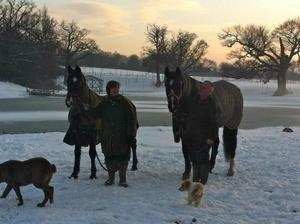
[223,127,238,162]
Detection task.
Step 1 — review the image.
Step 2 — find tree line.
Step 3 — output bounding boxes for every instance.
[0,0,299,95]
[0,0,146,88]
[143,22,300,95]
[0,0,217,89]
[0,0,98,88]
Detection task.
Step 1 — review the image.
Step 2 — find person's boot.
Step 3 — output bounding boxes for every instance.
[227,159,235,176]
[119,162,128,188]
[200,163,209,185]
[182,163,192,180]
[182,147,191,180]
[104,161,115,186]
[192,164,201,182]
[69,147,81,179]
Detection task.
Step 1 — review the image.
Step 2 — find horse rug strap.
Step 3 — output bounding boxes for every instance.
[198,82,214,101]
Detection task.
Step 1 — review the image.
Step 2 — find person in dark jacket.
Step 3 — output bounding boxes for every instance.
[175,82,218,184]
[84,81,138,187]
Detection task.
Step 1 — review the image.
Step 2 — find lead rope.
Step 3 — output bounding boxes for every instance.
[95,150,109,171]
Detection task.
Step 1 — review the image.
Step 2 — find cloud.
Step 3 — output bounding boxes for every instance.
[48,0,130,38]
[138,0,207,24]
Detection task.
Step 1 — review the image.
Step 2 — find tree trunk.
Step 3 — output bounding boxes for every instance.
[273,69,289,96]
[155,60,161,87]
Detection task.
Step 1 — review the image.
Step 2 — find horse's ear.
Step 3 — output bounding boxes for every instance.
[175,67,181,76]
[75,65,81,73]
[165,67,170,78]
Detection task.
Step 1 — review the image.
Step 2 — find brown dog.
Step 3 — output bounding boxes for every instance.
[179,179,204,207]
[0,157,56,207]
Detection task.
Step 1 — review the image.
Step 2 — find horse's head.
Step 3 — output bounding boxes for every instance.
[164,67,184,113]
[65,65,86,107]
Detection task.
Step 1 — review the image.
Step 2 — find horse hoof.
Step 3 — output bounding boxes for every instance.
[209,160,216,173]
[227,169,234,176]
[131,166,138,171]
[104,180,115,186]
[69,173,78,179]
[89,174,97,179]
[119,182,128,188]
[37,203,45,207]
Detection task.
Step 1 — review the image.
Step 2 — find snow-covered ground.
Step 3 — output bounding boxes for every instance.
[0,127,299,224]
[0,82,28,99]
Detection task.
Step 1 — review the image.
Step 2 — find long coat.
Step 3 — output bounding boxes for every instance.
[174,93,218,150]
[88,95,138,157]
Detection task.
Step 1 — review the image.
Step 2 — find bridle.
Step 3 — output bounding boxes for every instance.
[166,79,184,113]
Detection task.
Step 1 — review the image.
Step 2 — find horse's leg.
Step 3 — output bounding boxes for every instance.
[104,156,115,186]
[223,127,238,176]
[69,145,81,179]
[209,133,220,173]
[199,157,210,185]
[131,138,138,171]
[89,144,97,179]
[119,161,129,188]
[182,142,192,180]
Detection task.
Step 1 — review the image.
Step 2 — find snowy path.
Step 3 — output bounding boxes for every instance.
[0,127,299,224]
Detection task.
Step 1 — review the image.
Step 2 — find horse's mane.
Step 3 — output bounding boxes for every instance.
[78,74,103,108]
[182,75,202,97]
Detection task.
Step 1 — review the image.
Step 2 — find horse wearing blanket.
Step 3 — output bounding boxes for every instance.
[63,66,138,179]
[164,67,243,179]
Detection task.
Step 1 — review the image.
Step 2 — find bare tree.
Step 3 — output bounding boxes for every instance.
[219,18,300,96]
[145,24,168,86]
[58,20,98,66]
[0,0,62,88]
[0,0,37,66]
[200,58,217,72]
[167,31,208,73]
[219,60,262,79]
[0,0,39,84]
[30,7,60,82]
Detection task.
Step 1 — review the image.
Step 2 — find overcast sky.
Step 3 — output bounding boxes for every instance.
[35,0,300,63]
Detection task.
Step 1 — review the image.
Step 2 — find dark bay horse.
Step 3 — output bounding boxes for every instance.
[64,65,138,179]
[164,67,243,178]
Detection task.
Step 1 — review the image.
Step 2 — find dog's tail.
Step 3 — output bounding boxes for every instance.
[51,164,57,173]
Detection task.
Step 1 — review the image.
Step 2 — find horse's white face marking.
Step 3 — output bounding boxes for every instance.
[72,77,78,83]
[169,80,174,86]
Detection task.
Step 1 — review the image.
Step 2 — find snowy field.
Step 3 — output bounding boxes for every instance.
[1,67,300,103]
[0,127,299,224]
[0,82,28,99]
[0,68,299,123]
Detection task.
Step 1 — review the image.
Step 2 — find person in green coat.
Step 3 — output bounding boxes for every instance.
[85,80,138,187]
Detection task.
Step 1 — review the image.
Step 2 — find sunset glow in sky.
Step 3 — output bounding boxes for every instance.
[36,0,300,63]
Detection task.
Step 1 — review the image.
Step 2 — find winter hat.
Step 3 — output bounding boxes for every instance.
[198,81,214,101]
[106,80,120,94]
